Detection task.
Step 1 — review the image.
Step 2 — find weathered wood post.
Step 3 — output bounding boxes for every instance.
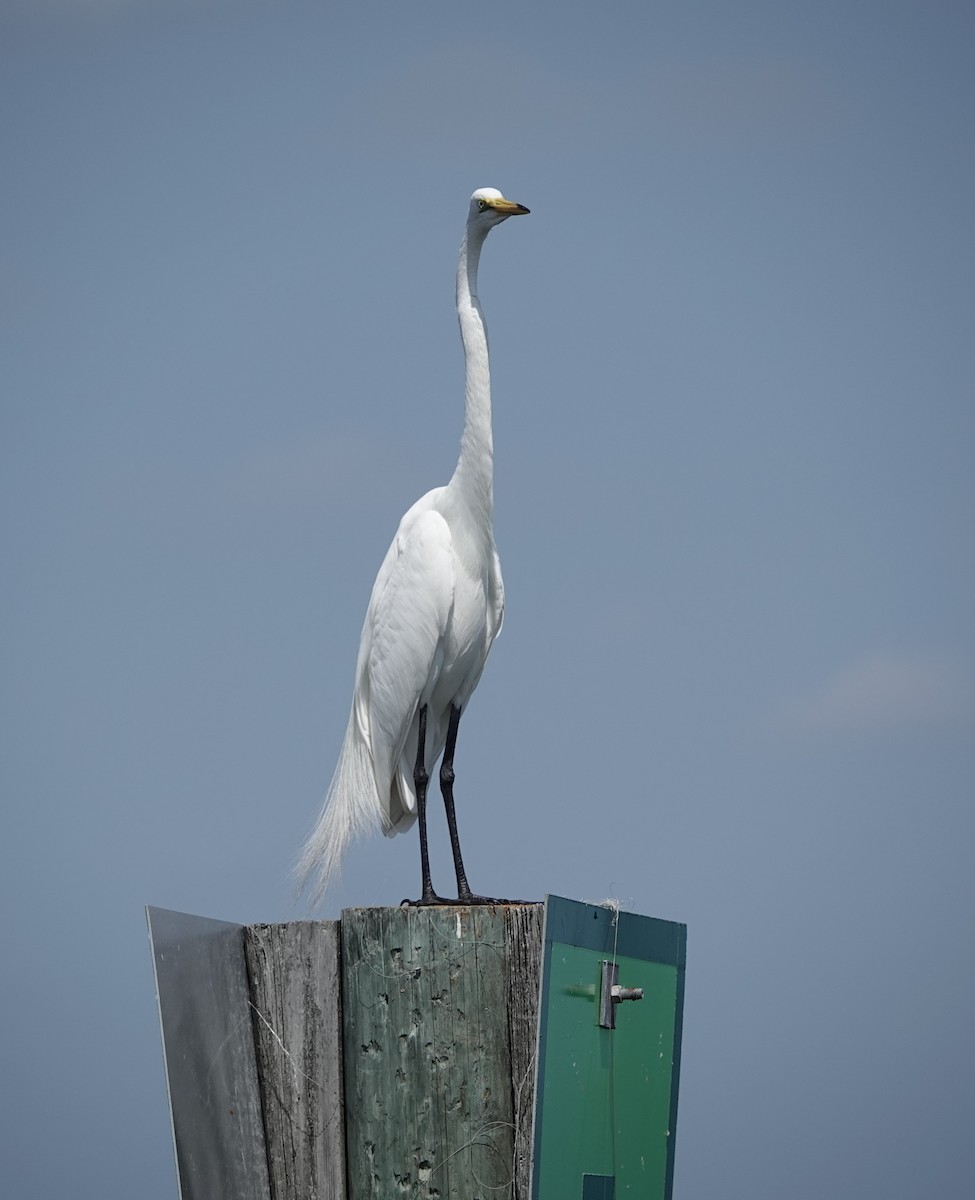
[339,905,542,1200]
[237,905,542,1200]
[244,920,347,1200]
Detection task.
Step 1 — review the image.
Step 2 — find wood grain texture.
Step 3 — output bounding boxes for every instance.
[341,905,542,1200]
[504,905,543,1200]
[245,921,347,1200]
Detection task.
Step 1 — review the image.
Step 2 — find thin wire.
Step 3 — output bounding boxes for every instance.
[600,897,623,1185]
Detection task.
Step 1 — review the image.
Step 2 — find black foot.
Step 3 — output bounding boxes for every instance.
[401,891,453,907]
[401,893,540,907]
[455,890,540,906]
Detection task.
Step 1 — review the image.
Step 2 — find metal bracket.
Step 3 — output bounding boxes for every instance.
[599,960,645,1029]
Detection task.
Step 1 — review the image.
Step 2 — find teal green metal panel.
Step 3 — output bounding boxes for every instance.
[532,896,686,1200]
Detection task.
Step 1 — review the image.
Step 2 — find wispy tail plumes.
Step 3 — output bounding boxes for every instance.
[293,708,381,910]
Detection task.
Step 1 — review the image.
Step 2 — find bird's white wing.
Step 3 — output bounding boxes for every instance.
[489,545,504,641]
[354,502,455,827]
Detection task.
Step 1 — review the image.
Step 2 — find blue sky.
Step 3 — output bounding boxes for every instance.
[2,2,973,1196]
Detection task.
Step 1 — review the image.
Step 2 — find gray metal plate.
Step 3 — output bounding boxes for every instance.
[147,906,270,1200]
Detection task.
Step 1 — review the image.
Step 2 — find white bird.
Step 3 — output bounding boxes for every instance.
[296,187,530,908]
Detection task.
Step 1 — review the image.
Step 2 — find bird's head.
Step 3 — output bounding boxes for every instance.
[468,187,530,230]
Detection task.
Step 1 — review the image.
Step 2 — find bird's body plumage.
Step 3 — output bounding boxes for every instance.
[296,188,526,907]
[355,486,504,835]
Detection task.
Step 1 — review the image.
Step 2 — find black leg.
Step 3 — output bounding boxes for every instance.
[405,705,448,906]
[440,704,471,897]
[404,703,531,907]
[441,704,510,906]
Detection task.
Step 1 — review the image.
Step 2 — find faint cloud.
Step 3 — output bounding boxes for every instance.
[783,652,971,736]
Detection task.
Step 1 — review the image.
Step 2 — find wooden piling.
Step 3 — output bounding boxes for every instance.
[152,899,683,1200]
[244,920,347,1200]
[340,904,542,1200]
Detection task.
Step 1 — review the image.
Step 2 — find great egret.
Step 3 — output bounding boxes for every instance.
[296,187,530,908]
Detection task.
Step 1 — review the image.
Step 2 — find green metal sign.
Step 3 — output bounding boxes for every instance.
[532,896,686,1200]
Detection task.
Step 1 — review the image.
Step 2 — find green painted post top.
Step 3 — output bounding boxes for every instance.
[532,896,687,1200]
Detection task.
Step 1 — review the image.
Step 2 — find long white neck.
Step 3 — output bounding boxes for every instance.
[449,222,493,522]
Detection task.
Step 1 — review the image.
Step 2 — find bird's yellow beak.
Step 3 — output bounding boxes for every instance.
[485,196,530,216]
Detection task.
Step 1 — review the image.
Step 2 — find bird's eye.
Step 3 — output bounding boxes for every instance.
[477,199,488,212]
